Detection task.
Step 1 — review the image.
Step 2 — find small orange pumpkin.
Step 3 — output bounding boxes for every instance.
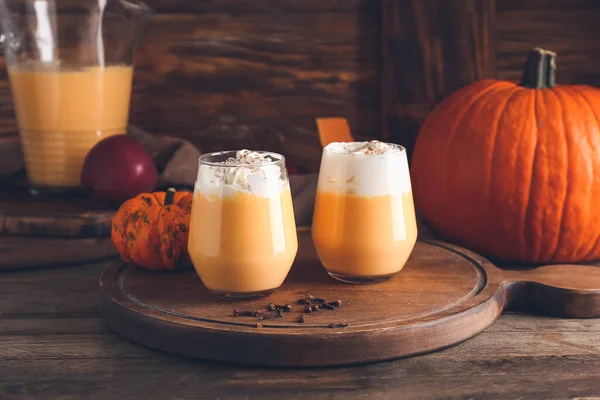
[111,188,193,270]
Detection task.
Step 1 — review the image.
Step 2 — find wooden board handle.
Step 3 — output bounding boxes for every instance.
[503,264,600,318]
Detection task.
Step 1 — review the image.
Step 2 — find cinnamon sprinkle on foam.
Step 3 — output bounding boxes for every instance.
[221,150,274,166]
[325,140,399,155]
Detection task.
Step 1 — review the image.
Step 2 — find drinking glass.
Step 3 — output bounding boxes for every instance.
[188,151,298,300]
[0,0,151,192]
[312,143,418,283]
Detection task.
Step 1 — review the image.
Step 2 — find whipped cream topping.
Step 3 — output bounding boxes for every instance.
[196,150,288,199]
[318,142,411,196]
[222,149,274,165]
[324,140,400,156]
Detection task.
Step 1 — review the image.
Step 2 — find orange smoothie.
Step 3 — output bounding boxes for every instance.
[312,191,417,278]
[312,141,418,283]
[8,64,133,188]
[188,150,298,297]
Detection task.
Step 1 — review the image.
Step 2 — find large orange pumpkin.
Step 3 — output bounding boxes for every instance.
[111,188,193,270]
[411,48,600,264]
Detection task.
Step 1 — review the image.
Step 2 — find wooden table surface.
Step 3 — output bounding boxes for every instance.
[2,259,600,400]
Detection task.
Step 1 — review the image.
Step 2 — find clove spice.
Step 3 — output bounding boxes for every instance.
[267,303,291,312]
[275,304,292,312]
[253,310,269,318]
[296,295,342,309]
[329,299,342,307]
[232,295,343,324]
[232,309,255,317]
[258,311,282,320]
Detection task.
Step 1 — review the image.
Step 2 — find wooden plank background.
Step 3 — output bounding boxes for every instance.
[496,0,600,84]
[381,0,496,157]
[382,0,600,159]
[0,0,599,172]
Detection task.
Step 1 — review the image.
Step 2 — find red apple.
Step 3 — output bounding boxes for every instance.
[81,135,158,204]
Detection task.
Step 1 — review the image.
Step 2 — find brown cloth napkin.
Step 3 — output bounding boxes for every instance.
[0,126,318,226]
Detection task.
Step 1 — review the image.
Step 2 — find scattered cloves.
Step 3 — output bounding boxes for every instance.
[258,312,281,320]
[274,304,292,312]
[296,294,343,313]
[233,295,343,321]
[330,300,342,308]
[232,309,255,317]
[253,310,269,318]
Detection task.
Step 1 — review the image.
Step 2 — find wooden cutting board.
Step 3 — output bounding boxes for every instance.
[0,187,115,238]
[98,230,600,367]
[0,185,119,270]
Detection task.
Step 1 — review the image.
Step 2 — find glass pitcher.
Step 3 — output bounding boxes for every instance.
[0,0,151,192]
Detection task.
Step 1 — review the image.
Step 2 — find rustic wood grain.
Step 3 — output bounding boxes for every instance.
[0,356,599,400]
[97,230,600,367]
[381,0,496,158]
[0,8,380,172]
[0,189,115,238]
[496,2,600,86]
[131,12,379,170]
[0,236,117,271]
[0,262,110,315]
[497,0,600,11]
[146,0,380,13]
[3,257,600,399]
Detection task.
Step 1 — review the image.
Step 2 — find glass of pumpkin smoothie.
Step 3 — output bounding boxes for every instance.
[312,141,418,284]
[188,150,298,299]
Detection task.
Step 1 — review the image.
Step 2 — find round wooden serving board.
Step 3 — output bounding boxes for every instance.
[99,231,600,367]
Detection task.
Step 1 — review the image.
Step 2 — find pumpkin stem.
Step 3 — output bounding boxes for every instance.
[519,47,557,89]
[164,188,176,206]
